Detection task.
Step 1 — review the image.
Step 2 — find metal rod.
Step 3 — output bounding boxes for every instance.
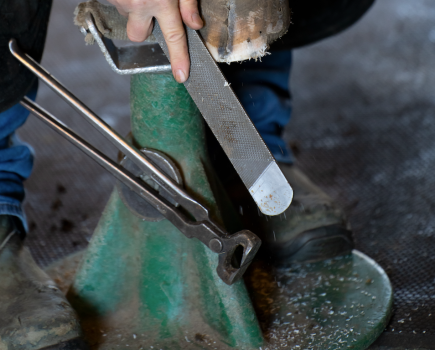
[9,39,209,222]
[20,97,222,245]
[20,97,167,213]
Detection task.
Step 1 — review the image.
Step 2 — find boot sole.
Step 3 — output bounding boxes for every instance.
[270,224,354,263]
[39,338,89,350]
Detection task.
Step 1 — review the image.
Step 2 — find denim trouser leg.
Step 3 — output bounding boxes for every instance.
[0,89,37,232]
[220,50,293,164]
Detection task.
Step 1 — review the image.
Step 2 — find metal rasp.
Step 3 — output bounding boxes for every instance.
[80,10,293,216]
[153,23,293,216]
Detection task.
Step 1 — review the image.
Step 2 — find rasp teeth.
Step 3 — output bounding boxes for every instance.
[153,23,293,215]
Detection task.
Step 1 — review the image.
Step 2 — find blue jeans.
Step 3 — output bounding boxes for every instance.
[220,49,293,164]
[0,89,36,232]
[0,51,292,230]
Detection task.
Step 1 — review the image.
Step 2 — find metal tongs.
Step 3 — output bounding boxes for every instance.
[8,39,261,285]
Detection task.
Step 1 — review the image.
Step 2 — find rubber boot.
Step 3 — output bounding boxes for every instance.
[207,130,353,263]
[261,163,354,263]
[0,215,86,350]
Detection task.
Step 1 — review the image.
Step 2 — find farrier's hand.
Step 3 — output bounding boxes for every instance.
[107,0,203,83]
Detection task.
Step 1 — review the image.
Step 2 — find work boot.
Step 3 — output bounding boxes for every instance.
[259,164,354,263]
[0,215,86,350]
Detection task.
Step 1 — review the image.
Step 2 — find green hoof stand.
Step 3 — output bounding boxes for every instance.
[60,72,392,349]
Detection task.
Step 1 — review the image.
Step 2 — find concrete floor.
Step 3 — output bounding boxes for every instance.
[17,0,435,348]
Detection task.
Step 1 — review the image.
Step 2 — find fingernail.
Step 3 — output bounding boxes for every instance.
[192,13,203,26]
[176,69,187,83]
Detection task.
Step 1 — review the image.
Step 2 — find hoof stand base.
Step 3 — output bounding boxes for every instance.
[47,249,392,350]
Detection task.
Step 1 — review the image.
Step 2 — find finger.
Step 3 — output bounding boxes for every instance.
[145,20,154,39]
[179,0,203,29]
[156,12,190,83]
[116,5,129,17]
[126,12,153,42]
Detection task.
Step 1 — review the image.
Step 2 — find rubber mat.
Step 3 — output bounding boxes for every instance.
[16,0,435,348]
[287,1,435,347]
